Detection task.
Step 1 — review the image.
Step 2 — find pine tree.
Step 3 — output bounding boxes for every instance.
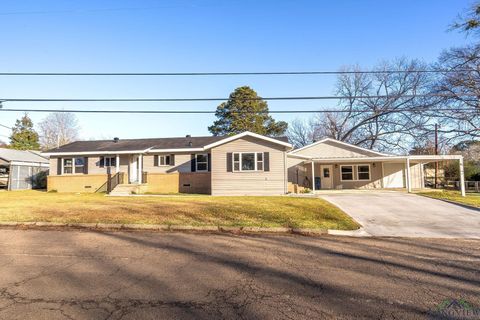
[9,113,40,150]
[208,86,288,136]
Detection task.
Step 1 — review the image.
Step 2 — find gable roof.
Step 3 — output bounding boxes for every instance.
[44,132,291,155]
[289,138,388,157]
[0,148,49,163]
[202,131,291,150]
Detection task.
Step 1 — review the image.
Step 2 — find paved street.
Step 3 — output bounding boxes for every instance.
[0,229,479,319]
[321,192,480,238]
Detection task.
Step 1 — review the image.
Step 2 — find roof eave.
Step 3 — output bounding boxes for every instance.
[203,131,292,150]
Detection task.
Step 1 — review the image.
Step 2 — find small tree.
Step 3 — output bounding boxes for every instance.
[9,113,40,150]
[39,112,79,150]
[208,86,288,136]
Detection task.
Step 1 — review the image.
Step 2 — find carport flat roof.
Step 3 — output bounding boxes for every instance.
[306,155,463,163]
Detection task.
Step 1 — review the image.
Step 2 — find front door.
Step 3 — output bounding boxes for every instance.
[129,155,138,184]
[320,165,333,189]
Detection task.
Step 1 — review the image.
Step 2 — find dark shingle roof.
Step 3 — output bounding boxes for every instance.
[46,135,289,153]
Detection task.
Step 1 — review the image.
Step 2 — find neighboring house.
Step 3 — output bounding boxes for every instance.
[43,132,466,196]
[43,132,292,195]
[287,138,465,196]
[0,148,49,190]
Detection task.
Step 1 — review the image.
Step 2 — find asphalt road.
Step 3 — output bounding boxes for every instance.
[0,230,479,319]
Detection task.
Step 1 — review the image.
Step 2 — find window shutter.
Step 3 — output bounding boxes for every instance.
[57,158,62,175]
[264,152,270,172]
[99,156,105,168]
[170,154,175,166]
[83,157,89,174]
[207,153,211,172]
[190,154,196,172]
[226,153,232,172]
[154,155,159,167]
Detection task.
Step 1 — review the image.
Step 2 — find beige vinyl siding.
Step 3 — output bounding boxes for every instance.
[292,140,380,158]
[143,153,192,173]
[211,136,287,196]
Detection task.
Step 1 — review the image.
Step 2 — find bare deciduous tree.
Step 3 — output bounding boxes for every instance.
[306,59,434,153]
[286,118,321,148]
[431,45,480,143]
[39,113,80,150]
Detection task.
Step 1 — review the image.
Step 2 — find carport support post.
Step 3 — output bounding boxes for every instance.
[406,157,412,193]
[138,154,143,184]
[459,157,466,197]
[116,154,120,174]
[311,161,315,191]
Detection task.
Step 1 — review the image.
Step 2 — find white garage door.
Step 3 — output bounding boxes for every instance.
[383,163,405,188]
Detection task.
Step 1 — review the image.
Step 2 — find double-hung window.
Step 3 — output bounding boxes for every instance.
[104,156,116,167]
[63,158,73,174]
[340,164,371,181]
[74,158,85,174]
[232,152,264,172]
[196,154,208,172]
[340,165,354,181]
[357,165,370,180]
[62,157,85,174]
[159,155,171,166]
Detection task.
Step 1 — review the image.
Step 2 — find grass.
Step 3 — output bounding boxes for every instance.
[0,191,360,230]
[417,190,480,208]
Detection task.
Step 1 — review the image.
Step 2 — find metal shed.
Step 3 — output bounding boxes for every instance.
[0,148,49,190]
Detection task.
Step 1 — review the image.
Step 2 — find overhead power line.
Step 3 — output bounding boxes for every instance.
[0,107,476,114]
[0,93,473,103]
[0,69,474,76]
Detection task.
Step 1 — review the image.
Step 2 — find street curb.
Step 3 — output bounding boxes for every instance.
[0,221,341,236]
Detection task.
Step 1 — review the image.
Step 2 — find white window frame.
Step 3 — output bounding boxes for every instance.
[158,155,171,166]
[232,152,264,172]
[357,164,371,181]
[61,157,85,175]
[195,153,208,172]
[62,158,74,175]
[340,164,371,181]
[340,165,354,181]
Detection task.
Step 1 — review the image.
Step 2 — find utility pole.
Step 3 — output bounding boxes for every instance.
[434,123,439,189]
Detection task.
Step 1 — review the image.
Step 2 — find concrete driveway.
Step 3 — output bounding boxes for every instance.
[320,191,480,238]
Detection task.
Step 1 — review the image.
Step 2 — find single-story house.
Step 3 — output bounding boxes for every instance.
[0,148,49,190]
[43,132,466,196]
[44,132,292,195]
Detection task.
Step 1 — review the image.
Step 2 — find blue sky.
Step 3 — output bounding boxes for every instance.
[0,0,472,141]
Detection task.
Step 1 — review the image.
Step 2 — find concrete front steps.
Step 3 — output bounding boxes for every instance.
[109,184,146,196]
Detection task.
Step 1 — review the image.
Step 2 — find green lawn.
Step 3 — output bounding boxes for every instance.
[0,191,360,230]
[418,190,480,208]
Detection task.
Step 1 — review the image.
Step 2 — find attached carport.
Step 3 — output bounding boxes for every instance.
[305,154,465,196]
